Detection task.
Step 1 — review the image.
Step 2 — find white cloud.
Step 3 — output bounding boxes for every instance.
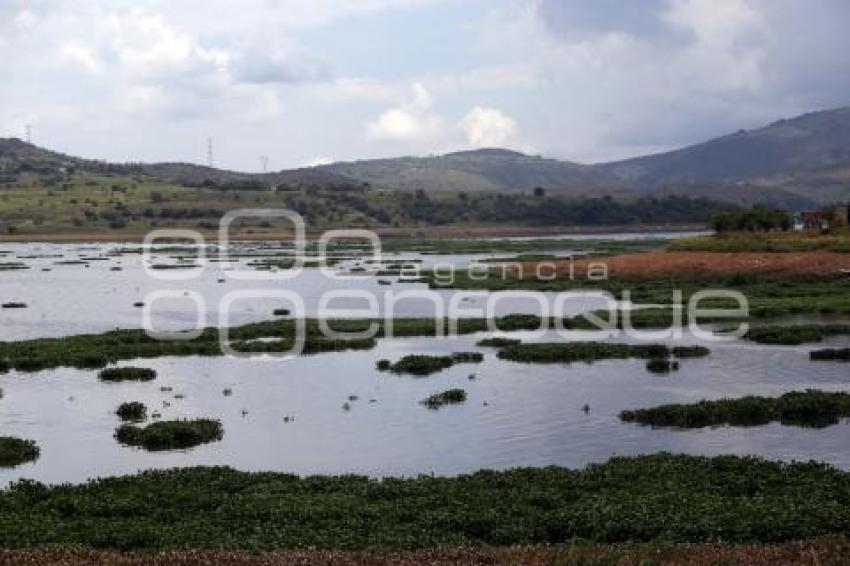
[58,40,102,74]
[460,107,518,148]
[367,82,443,141]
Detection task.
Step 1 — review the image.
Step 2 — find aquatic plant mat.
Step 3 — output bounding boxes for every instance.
[621,390,850,429]
[0,314,596,373]
[2,538,850,565]
[2,454,850,550]
[0,437,39,467]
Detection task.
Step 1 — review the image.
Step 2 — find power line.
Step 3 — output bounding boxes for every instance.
[206,138,214,168]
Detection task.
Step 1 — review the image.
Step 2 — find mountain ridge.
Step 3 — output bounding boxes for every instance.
[3,105,850,208]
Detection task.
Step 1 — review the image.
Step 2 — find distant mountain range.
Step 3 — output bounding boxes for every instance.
[3,106,850,209]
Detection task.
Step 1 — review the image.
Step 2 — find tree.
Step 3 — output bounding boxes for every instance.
[533,186,546,198]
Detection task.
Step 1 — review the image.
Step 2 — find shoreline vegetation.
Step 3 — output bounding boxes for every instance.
[1,539,849,565]
[2,453,850,550]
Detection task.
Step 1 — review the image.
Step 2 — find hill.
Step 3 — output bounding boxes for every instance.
[319,148,620,195]
[3,105,850,209]
[602,107,850,204]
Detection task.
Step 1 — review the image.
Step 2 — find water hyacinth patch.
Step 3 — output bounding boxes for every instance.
[0,437,40,467]
[671,345,710,358]
[476,337,521,348]
[116,401,147,422]
[810,349,850,362]
[421,388,467,409]
[646,358,679,373]
[99,367,157,382]
[388,355,455,376]
[498,342,671,364]
[621,390,850,429]
[115,419,224,451]
[384,352,483,376]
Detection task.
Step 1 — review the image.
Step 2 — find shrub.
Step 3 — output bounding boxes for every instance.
[115,419,223,451]
[421,388,467,409]
[116,401,147,421]
[376,359,391,371]
[0,437,40,467]
[98,367,157,382]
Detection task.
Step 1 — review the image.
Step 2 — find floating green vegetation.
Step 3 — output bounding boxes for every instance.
[0,314,704,374]
[0,262,29,271]
[476,337,521,348]
[421,388,467,409]
[115,419,223,451]
[116,402,147,422]
[1,302,27,309]
[742,325,850,345]
[646,358,679,373]
[451,352,484,363]
[388,355,454,376]
[811,349,850,362]
[0,437,40,467]
[384,352,483,376]
[149,264,199,270]
[98,367,157,382]
[621,390,850,429]
[4,453,850,549]
[497,342,671,364]
[671,345,711,358]
[422,272,850,318]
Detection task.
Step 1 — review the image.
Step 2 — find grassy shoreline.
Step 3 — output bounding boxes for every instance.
[1,453,850,550]
[2,538,850,565]
[0,223,706,244]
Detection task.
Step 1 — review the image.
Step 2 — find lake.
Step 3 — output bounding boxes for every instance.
[0,234,848,485]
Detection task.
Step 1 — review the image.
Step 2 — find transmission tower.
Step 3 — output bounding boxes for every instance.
[24,124,32,144]
[206,138,214,168]
[260,155,269,173]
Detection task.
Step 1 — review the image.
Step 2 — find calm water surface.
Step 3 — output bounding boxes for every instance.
[0,237,848,485]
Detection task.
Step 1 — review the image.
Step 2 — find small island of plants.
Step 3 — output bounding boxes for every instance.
[421,388,467,409]
[0,436,40,467]
[621,390,850,429]
[378,352,483,376]
[116,401,147,422]
[115,419,223,451]
[497,342,672,364]
[98,367,157,382]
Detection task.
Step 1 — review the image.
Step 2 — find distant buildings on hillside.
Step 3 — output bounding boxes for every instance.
[795,205,849,230]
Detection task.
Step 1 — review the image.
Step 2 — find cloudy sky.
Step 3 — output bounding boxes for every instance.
[2,0,849,171]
